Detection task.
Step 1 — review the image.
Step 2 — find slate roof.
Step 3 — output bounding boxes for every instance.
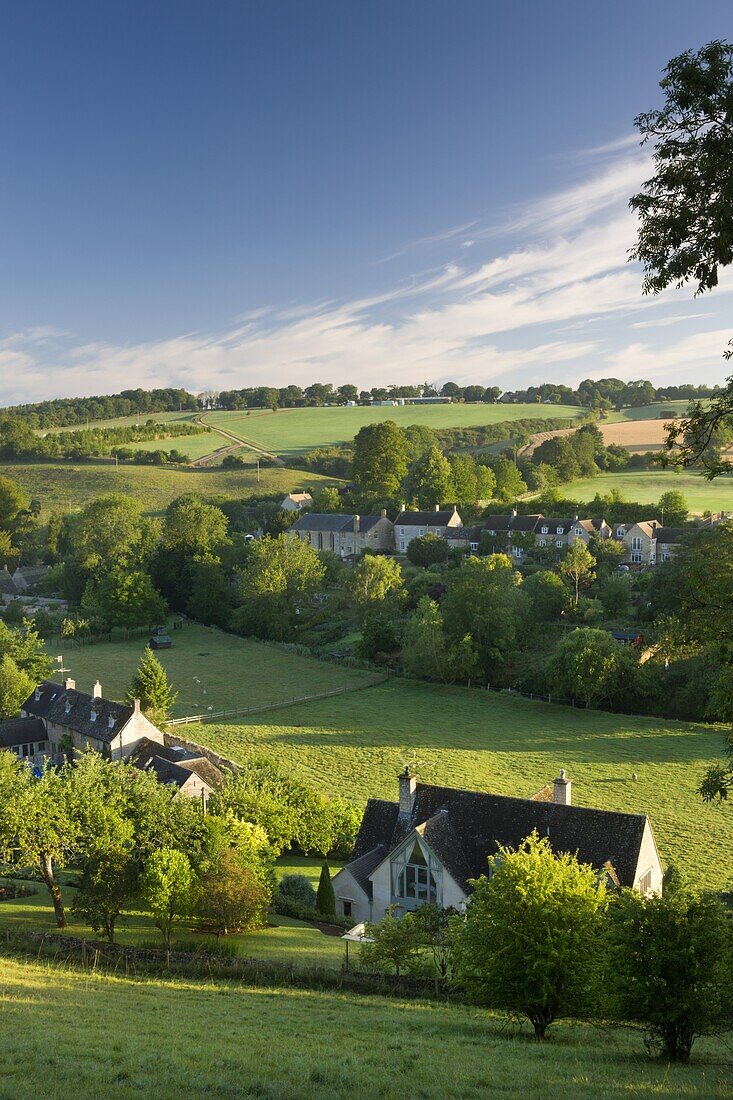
[655,527,686,544]
[130,738,223,791]
[347,781,648,892]
[538,518,575,535]
[0,717,47,749]
[395,509,460,526]
[291,513,386,534]
[22,681,135,744]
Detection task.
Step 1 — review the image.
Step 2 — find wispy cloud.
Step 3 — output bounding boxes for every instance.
[4,140,730,406]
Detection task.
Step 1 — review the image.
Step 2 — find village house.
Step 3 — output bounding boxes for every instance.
[614,520,686,566]
[289,510,394,557]
[129,738,223,801]
[0,717,50,764]
[20,679,164,762]
[280,492,313,513]
[566,517,612,546]
[332,768,663,924]
[394,505,463,553]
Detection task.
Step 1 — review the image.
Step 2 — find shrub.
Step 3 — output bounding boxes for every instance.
[278,874,317,910]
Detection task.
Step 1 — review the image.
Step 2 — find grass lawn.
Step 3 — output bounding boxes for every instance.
[548,469,733,514]
[48,623,383,718]
[0,869,346,969]
[0,460,340,516]
[204,403,587,456]
[193,678,733,892]
[0,956,729,1099]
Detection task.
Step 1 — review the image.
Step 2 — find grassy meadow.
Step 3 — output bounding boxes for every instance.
[0,460,339,516]
[0,866,346,968]
[0,956,729,1099]
[51,627,733,892]
[203,403,587,456]
[116,429,230,462]
[48,623,382,717]
[552,469,733,514]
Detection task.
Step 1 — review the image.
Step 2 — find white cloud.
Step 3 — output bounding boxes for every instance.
[5,140,731,406]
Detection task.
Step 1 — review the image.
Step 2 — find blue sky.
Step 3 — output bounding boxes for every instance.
[2,1,731,403]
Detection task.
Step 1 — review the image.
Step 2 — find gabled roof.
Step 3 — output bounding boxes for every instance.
[0,717,47,749]
[129,738,223,791]
[538,518,575,534]
[655,527,686,544]
[347,781,648,891]
[291,512,388,535]
[22,681,137,744]
[510,514,544,533]
[395,509,460,526]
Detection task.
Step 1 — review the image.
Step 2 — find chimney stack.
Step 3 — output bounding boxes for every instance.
[511,508,517,517]
[92,680,102,699]
[434,503,440,512]
[380,508,387,518]
[63,677,75,691]
[353,514,360,534]
[398,766,417,818]
[133,698,141,715]
[553,769,571,806]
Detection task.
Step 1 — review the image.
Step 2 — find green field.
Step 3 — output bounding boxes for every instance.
[204,403,588,456]
[0,461,340,516]
[605,400,695,422]
[57,628,733,891]
[0,956,728,1099]
[52,624,382,717]
[115,430,228,461]
[551,469,733,514]
[0,865,346,968]
[40,410,201,432]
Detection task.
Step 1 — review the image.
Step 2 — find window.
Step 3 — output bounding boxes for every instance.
[399,527,405,536]
[340,899,353,918]
[556,540,563,548]
[631,551,642,563]
[391,839,442,908]
[541,525,549,534]
[557,527,564,535]
[574,527,582,535]
[616,527,624,538]
[470,542,479,552]
[638,868,653,894]
[399,541,405,552]
[539,539,546,547]
[418,528,425,536]
[631,536,642,551]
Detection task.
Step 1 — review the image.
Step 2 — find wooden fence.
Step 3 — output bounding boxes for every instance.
[167,673,389,727]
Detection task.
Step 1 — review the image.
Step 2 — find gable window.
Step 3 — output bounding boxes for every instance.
[399,528,405,536]
[616,527,624,538]
[340,899,353,918]
[638,868,653,894]
[391,838,442,908]
[631,536,642,551]
[574,527,582,535]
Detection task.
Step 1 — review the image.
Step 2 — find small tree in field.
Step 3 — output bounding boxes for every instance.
[560,541,595,607]
[140,847,193,950]
[73,847,138,944]
[607,883,733,1063]
[361,908,422,976]
[451,832,607,1039]
[316,862,336,919]
[127,647,177,727]
[196,848,269,936]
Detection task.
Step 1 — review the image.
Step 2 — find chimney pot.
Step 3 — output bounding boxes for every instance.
[92,680,102,699]
[63,678,75,691]
[553,769,571,806]
[434,503,440,511]
[398,766,417,818]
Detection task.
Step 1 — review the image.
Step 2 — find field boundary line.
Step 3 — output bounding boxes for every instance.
[167,673,389,726]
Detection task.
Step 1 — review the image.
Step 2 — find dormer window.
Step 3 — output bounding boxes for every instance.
[617,527,624,538]
[90,709,97,722]
[108,715,116,730]
[557,527,564,535]
[574,527,582,535]
[541,526,548,534]
[34,688,41,702]
[64,700,71,715]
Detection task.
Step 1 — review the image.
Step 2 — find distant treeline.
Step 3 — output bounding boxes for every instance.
[0,418,205,462]
[3,388,197,428]
[0,377,722,429]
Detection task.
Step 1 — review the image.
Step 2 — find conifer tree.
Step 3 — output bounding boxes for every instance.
[316,861,336,919]
[127,647,177,727]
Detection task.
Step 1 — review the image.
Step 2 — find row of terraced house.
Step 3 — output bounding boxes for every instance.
[287,503,697,566]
